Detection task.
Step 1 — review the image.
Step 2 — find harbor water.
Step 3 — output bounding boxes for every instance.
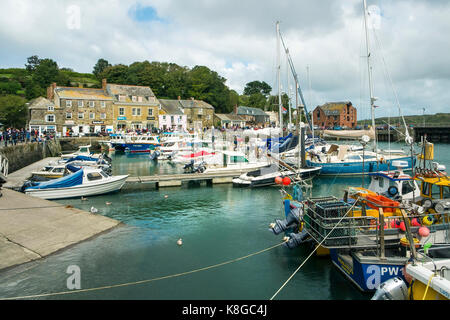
[1,141,449,300]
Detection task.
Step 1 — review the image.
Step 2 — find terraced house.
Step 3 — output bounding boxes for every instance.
[45,82,114,136]
[178,97,214,130]
[28,96,59,135]
[106,81,160,132]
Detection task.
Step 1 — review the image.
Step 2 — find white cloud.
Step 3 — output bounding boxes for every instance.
[0,0,449,116]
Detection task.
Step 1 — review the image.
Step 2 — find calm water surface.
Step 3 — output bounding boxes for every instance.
[0,141,448,300]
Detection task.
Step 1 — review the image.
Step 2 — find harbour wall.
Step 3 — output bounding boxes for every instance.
[0,140,61,174]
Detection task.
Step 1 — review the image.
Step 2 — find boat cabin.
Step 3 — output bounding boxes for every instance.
[368,171,420,201]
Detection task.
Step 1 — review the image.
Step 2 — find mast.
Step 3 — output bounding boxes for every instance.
[276,21,283,132]
[363,0,377,150]
[307,65,315,143]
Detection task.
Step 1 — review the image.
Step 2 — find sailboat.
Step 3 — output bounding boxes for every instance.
[305,1,415,176]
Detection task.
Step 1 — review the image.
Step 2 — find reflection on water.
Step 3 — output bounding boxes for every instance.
[0,142,448,300]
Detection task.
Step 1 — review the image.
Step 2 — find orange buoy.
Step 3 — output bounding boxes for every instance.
[399,221,406,232]
[411,218,421,227]
[282,177,291,186]
[275,176,283,185]
[418,226,430,237]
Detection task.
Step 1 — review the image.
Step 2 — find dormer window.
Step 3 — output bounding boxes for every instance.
[48,106,54,112]
[132,96,137,102]
[138,96,143,102]
[119,95,126,102]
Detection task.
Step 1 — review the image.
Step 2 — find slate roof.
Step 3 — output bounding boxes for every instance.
[317,101,352,116]
[235,106,268,116]
[28,97,55,109]
[215,114,246,122]
[106,84,157,105]
[159,99,184,115]
[179,99,214,110]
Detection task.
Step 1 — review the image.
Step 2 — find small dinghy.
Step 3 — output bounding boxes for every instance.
[22,168,128,200]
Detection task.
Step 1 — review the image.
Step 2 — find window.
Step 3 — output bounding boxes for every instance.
[198,109,203,114]
[132,108,141,116]
[138,96,143,102]
[171,116,174,122]
[66,100,72,107]
[87,172,103,181]
[45,115,55,122]
[66,112,72,119]
[78,101,84,107]
[443,186,450,199]
[48,106,54,112]
[422,182,430,196]
[101,101,106,108]
[89,113,95,119]
[89,101,95,108]
[78,113,84,119]
[148,108,153,116]
[317,110,320,119]
[132,96,137,102]
[119,95,126,102]
[378,177,384,189]
[163,115,166,120]
[431,184,441,199]
[402,181,416,195]
[119,108,125,116]
[100,113,106,119]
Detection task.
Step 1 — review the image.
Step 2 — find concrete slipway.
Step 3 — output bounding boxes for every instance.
[0,188,121,272]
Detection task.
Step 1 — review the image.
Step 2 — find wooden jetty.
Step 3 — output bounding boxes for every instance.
[125,170,249,188]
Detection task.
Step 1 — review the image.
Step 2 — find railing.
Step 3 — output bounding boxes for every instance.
[0,153,8,179]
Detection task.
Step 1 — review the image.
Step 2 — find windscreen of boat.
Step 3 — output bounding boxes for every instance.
[87,172,103,181]
[443,186,450,199]
[26,169,83,190]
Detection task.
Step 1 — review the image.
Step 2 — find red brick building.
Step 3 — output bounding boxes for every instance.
[312,101,357,129]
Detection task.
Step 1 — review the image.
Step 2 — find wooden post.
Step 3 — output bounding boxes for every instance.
[378,207,386,260]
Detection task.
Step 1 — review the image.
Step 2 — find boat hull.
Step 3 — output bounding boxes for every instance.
[307,156,416,176]
[330,249,407,292]
[233,167,321,188]
[25,175,128,200]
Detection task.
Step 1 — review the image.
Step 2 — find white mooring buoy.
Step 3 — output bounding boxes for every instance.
[177,238,183,246]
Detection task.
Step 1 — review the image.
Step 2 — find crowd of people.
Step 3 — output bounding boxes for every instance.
[0,128,52,147]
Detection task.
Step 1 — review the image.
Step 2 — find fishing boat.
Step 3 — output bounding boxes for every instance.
[232,159,321,188]
[121,134,161,153]
[22,167,128,200]
[60,145,97,160]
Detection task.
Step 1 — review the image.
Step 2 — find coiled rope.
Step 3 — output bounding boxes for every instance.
[1,240,287,300]
[270,198,360,300]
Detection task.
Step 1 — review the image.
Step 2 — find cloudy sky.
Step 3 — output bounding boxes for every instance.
[1,0,449,119]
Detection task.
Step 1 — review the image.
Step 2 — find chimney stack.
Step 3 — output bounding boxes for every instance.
[47,83,57,100]
[102,78,107,90]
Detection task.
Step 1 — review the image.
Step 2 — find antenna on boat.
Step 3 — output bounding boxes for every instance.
[360,134,370,187]
[276,21,283,133]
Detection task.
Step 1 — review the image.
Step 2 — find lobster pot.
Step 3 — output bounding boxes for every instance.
[307,198,357,246]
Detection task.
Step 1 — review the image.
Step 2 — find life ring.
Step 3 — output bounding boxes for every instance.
[387,185,398,197]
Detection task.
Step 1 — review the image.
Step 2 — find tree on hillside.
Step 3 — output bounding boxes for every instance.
[25,55,41,72]
[0,95,27,127]
[93,58,111,79]
[243,81,272,97]
[98,64,129,85]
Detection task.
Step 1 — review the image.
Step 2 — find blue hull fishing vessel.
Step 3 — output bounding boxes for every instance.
[306,156,416,176]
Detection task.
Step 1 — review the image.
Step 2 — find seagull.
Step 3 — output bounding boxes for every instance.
[164,195,168,199]
[90,206,98,213]
[106,202,112,205]
[81,197,88,201]
[177,238,183,246]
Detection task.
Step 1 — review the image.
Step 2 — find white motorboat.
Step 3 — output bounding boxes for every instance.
[203,150,271,174]
[60,145,97,160]
[23,167,128,200]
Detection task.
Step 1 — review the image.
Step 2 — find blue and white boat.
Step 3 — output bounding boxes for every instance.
[22,167,128,200]
[113,134,161,153]
[306,147,416,176]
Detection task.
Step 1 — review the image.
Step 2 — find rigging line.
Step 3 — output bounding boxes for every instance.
[371,27,410,140]
[269,198,360,300]
[1,240,287,300]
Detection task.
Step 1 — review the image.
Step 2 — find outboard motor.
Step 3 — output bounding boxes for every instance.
[150,150,160,161]
[371,277,408,300]
[102,153,112,163]
[270,206,302,235]
[284,229,310,249]
[183,160,195,173]
[195,161,206,173]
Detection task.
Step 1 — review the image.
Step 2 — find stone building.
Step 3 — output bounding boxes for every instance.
[158,99,187,132]
[214,113,246,128]
[41,82,114,136]
[178,98,215,130]
[28,96,60,135]
[312,101,357,129]
[233,106,269,127]
[106,81,160,132]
